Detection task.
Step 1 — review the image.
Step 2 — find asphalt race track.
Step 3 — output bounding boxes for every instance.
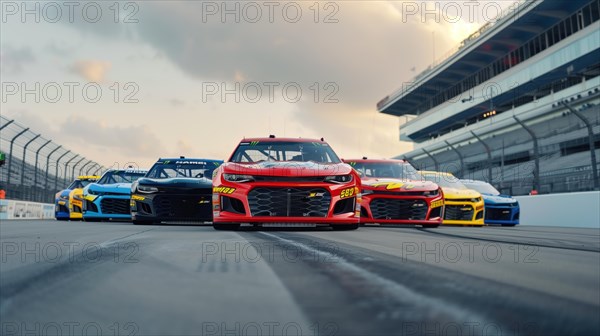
[1,220,599,336]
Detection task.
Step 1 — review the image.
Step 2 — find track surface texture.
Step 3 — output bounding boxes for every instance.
[1,220,599,336]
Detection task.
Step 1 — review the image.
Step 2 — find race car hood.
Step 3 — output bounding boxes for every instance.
[442,187,482,200]
[222,161,353,177]
[137,177,213,189]
[361,178,438,192]
[481,194,518,205]
[85,183,133,195]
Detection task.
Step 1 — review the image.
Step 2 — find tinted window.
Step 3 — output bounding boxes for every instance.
[351,162,420,180]
[146,161,219,179]
[230,141,341,164]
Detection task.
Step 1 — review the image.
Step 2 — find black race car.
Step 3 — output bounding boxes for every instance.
[130,157,223,224]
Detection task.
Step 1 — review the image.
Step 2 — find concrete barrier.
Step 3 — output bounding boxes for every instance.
[514,191,600,228]
[0,199,55,220]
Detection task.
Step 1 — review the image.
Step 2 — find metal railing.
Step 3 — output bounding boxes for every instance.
[0,116,106,203]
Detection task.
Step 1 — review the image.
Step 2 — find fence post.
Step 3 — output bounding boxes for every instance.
[71,157,86,180]
[33,139,52,201]
[54,150,72,192]
[19,134,41,200]
[6,127,30,192]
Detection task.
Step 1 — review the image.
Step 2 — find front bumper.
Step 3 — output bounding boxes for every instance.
[55,199,70,219]
[213,182,360,225]
[83,194,132,220]
[130,192,213,222]
[359,193,443,225]
[484,204,520,225]
[69,196,84,219]
[443,199,485,226]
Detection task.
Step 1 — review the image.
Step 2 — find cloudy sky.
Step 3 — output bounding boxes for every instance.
[1,1,518,168]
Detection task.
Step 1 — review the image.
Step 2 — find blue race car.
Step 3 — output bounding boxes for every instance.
[54,175,100,220]
[82,168,148,222]
[461,179,520,226]
[130,157,223,224]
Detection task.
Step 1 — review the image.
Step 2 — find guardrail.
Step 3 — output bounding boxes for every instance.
[515,191,600,228]
[0,199,54,220]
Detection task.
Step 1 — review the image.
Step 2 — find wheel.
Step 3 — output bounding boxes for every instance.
[84,217,102,222]
[55,217,68,221]
[213,223,241,230]
[423,224,440,228]
[502,224,517,227]
[331,224,359,231]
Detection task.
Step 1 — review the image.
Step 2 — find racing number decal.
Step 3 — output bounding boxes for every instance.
[213,186,236,194]
[340,187,357,199]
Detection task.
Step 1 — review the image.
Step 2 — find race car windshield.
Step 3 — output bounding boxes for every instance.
[420,173,467,189]
[352,162,420,180]
[67,180,93,189]
[230,141,341,163]
[146,162,216,179]
[462,181,500,195]
[98,171,146,184]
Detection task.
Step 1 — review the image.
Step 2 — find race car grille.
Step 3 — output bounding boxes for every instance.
[248,187,330,217]
[252,176,327,182]
[84,200,98,213]
[369,198,428,220]
[486,207,513,221]
[153,195,212,220]
[72,205,82,214]
[444,205,474,221]
[100,198,131,215]
[57,205,69,213]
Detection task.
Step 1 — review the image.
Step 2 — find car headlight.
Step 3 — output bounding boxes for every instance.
[324,174,353,184]
[223,174,254,183]
[361,189,374,195]
[423,189,439,197]
[137,185,158,193]
[471,197,482,203]
[73,194,83,201]
[87,189,97,195]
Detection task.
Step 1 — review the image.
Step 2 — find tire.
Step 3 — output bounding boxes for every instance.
[133,220,153,225]
[502,224,517,227]
[423,224,440,228]
[331,224,359,231]
[84,217,102,222]
[213,223,241,231]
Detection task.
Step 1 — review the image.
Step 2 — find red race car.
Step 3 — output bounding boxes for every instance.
[343,158,443,228]
[212,136,361,230]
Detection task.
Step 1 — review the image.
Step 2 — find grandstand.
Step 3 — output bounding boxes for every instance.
[378,0,600,195]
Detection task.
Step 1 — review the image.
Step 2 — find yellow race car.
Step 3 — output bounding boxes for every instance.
[67,175,100,220]
[419,171,484,226]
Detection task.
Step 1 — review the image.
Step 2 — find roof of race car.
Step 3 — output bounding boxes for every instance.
[76,175,100,180]
[156,158,223,163]
[343,158,407,164]
[420,170,454,177]
[460,179,490,185]
[240,137,327,143]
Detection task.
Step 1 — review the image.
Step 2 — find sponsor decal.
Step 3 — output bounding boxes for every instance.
[307,192,325,198]
[371,182,415,190]
[213,186,236,194]
[430,200,443,208]
[340,187,358,199]
[131,195,145,201]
